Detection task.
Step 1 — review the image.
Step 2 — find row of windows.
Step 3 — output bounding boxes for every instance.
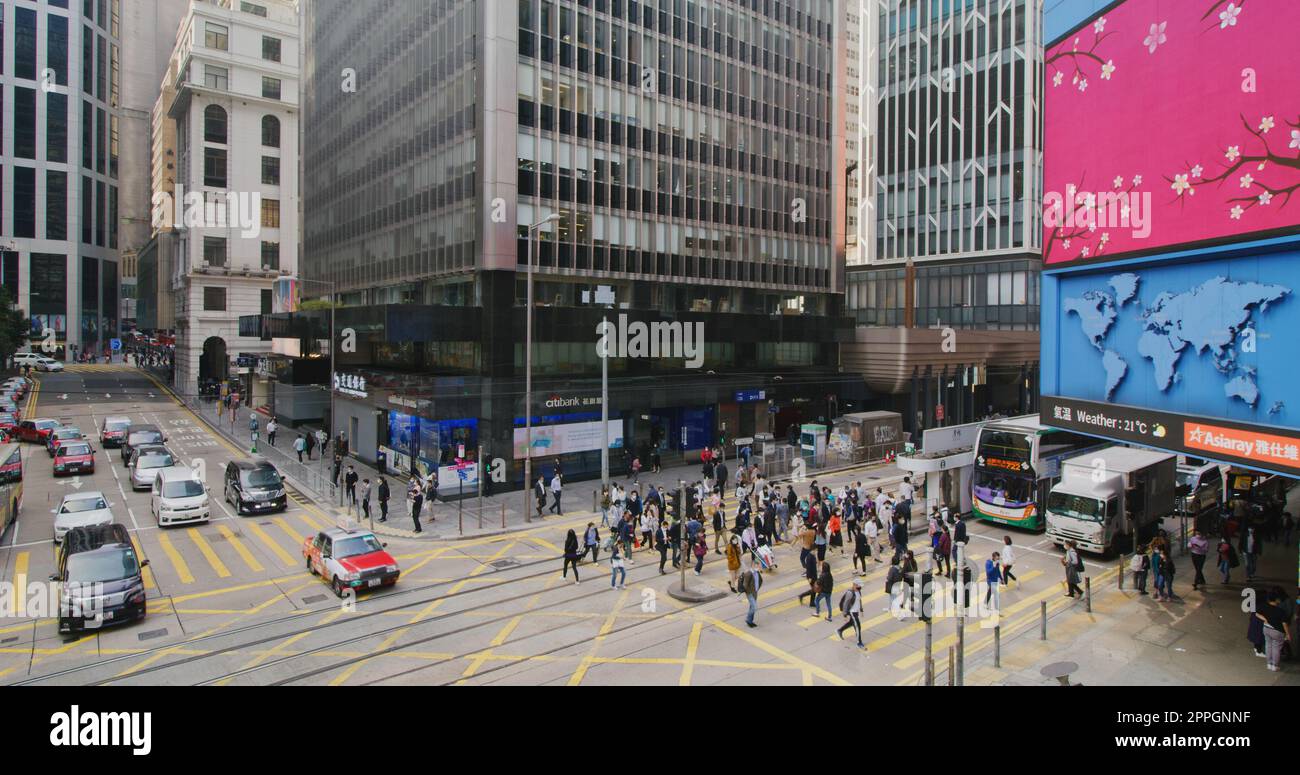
[202,63,282,100]
[201,237,281,270]
[203,18,282,62]
[0,166,114,248]
[202,107,282,147]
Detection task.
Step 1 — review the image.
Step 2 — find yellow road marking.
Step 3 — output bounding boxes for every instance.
[130,535,157,590]
[700,614,852,686]
[244,521,296,567]
[296,513,325,533]
[272,517,305,551]
[155,532,194,584]
[567,586,631,686]
[216,525,264,573]
[187,530,230,579]
[218,605,345,686]
[679,620,704,687]
[11,551,29,601]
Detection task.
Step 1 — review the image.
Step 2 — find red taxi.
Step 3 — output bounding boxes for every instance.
[54,441,96,477]
[302,528,400,598]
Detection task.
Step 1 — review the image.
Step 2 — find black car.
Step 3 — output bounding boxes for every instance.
[224,459,287,515]
[121,424,166,464]
[50,524,149,638]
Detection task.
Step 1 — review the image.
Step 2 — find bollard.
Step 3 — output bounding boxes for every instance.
[1040,601,1048,640]
[459,508,463,536]
[956,616,965,686]
[1118,555,1125,590]
[1085,576,1092,613]
[924,620,933,687]
[501,503,506,529]
[994,624,1001,668]
[947,647,954,686]
[593,489,598,513]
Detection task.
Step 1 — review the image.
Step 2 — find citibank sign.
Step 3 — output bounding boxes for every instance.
[545,394,602,409]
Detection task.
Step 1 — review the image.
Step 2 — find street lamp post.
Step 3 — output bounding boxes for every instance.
[523,214,562,524]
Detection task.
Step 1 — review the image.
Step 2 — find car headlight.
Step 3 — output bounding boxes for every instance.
[342,571,360,582]
[386,565,398,574]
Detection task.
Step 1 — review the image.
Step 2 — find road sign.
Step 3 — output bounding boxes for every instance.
[110,338,122,351]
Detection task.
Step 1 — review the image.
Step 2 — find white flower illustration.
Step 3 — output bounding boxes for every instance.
[1259,116,1275,133]
[1094,17,1107,34]
[1063,239,1072,250]
[1259,191,1273,206]
[1240,173,1255,188]
[1225,146,1241,161]
[1081,247,1091,257]
[1219,3,1241,29]
[1133,175,1143,186]
[1290,129,1300,150]
[1078,78,1089,92]
[1053,71,1063,87]
[1230,205,1244,220]
[1113,176,1124,189]
[1171,174,1192,196]
[1099,233,1111,246]
[1100,60,1116,80]
[1144,22,1167,54]
[1191,164,1204,178]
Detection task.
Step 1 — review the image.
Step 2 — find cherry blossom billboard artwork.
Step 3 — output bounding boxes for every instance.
[1043,0,1300,267]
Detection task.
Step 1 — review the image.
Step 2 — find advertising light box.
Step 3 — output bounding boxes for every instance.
[1043,0,1300,268]
[1040,235,1300,477]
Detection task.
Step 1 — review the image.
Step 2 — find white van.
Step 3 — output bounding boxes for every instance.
[150,466,211,526]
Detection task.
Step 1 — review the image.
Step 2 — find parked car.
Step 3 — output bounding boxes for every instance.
[303,527,400,597]
[35,357,64,372]
[53,441,96,477]
[99,416,132,448]
[15,418,60,443]
[46,426,85,457]
[53,491,115,543]
[0,413,18,435]
[11,352,46,368]
[127,445,178,490]
[223,459,287,515]
[151,466,211,527]
[50,523,148,637]
[121,424,165,464]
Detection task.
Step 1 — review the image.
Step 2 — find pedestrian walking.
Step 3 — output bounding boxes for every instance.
[828,512,844,556]
[377,477,390,522]
[692,534,707,575]
[1062,541,1085,598]
[345,465,359,507]
[852,526,871,575]
[549,470,563,515]
[1131,546,1150,594]
[305,431,316,461]
[294,434,306,462]
[1000,535,1017,585]
[984,552,1002,609]
[655,520,669,574]
[865,514,885,561]
[813,561,834,621]
[1154,546,1176,601]
[359,478,372,523]
[725,535,743,591]
[609,542,627,590]
[1189,529,1209,590]
[740,560,762,628]
[1257,588,1292,672]
[1242,526,1262,581]
[315,429,328,459]
[836,579,864,647]
[410,485,424,533]
[534,474,546,519]
[563,529,582,585]
[582,522,600,564]
[266,419,278,447]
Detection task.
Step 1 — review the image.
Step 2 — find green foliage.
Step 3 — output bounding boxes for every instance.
[0,288,30,367]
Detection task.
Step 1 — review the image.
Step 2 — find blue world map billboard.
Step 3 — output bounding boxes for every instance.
[1041,235,1300,477]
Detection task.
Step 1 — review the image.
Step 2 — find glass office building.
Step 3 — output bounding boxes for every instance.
[1,0,123,357]
[298,0,853,483]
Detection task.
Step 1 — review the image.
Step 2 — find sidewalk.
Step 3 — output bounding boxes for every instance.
[971,490,1300,686]
[147,366,909,541]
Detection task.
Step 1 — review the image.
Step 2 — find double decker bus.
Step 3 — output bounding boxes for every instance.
[0,442,22,538]
[972,416,1107,531]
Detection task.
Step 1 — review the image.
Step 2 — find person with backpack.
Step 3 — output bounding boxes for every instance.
[377,477,390,523]
[563,529,582,585]
[836,579,864,647]
[885,556,906,611]
[1063,541,1085,598]
[1131,546,1150,595]
[608,540,627,590]
[1217,537,1237,584]
[739,560,763,628]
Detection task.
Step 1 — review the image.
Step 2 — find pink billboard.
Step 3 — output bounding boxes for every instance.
[1044,0,1300,267]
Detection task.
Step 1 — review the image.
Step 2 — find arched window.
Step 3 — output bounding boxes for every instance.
[262,115,281,148]
[203,105,228,144]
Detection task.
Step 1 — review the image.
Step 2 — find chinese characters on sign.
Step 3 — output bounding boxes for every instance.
[333,372,368,398]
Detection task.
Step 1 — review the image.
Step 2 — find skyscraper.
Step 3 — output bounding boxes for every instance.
[295,0,852,482]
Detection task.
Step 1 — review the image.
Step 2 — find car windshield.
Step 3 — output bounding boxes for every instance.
[129,431,163,445]
[55,429,82,439]
[60,443,92,456]
[38,422,59,430]
[67,550,140,583]
[138,454,174,469]
[334,535,384,559]
[242,468,282,488]
[62,497,109,513]
[106,421,131,432]
[1047,492,1105,522]
[162,479,205,498]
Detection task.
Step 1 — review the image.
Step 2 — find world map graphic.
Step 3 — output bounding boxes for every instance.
[1063,274,1292,409]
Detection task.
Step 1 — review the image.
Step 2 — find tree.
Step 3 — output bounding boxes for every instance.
[0,288,29,369]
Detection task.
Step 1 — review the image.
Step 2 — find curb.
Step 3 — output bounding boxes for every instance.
[667,582,729,604]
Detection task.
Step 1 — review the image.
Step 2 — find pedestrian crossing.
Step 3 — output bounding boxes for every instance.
[58,364,138,374]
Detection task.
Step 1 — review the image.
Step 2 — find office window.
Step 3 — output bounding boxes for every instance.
[13,168,36,239]
[204,148,227,187]
[46,172,68,241]
[96,107,106,173]
[81,176,93,244]
[96,180,106,246]
[205,22,229,51]
[29,254,68,324]
[203,287,227,311]
[15,8,37,81]
[205,65,228,90]
[48,16,69,86]
[82,100,93,168]
[261,156,280,185]
[204,104,228,143]
[203,237,227,267]
[262,115,280,147]
[261,289,272,314]
[261,77,281,100]
[108,186,117,248]
[82,24,93,93]
[260,199,280,228]
[47,93,68,163]
[14,88,36,159]
[260,241,280,270]
[241,2,268,17]
[262,36,282,62]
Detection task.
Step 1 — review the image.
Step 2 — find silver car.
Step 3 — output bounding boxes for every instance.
[128,446,178,490]
[54,491,115,543]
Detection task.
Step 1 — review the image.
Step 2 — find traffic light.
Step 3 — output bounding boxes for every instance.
[664,489,678,522]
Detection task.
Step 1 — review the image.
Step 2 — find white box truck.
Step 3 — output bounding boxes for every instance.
[1045,446,1177,555]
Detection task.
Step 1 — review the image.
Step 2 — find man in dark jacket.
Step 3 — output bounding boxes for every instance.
[951,515,969,578]
[667,519,682,567]
[797,550,819,608]
[716,461,729,494]
[410,488,424,533]
[345,466,359,507]
[377,478,390,522]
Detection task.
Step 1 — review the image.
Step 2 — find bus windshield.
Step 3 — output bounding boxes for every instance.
[1047,492,1105,522]
[973,470,1034,507]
